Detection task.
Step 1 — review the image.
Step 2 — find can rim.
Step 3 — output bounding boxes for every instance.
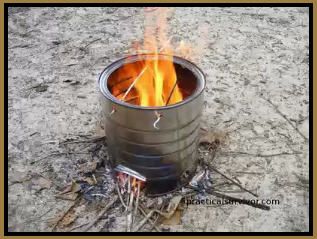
[99,54,206,111]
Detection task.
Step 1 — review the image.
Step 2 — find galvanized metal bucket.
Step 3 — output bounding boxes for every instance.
[99,54,205,196]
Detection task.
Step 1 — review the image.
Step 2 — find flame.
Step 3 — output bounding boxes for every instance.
[112,8,184,107]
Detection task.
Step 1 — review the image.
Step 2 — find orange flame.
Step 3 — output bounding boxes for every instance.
[112,8,183,107]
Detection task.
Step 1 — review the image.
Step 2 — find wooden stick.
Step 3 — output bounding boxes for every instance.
[122,67,148,101]
[134,210,156,232]
[127,191,134,232]
[115,182,128,210]
[208,166,258,198]
[51,196,81,232]
[261,96,308,142]
[137,205,161,232]
[165,81,178,106]
[133,182,141,224]
[82,195,118,232]
[60,136,106,145]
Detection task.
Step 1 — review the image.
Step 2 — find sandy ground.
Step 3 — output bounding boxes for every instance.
[8,7,309,232]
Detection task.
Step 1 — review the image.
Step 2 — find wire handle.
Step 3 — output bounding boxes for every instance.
[153,111,162,130]
[109,106,116,117]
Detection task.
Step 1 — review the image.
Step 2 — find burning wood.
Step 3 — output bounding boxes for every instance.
[115,165,146,231]
[121,66,148,102]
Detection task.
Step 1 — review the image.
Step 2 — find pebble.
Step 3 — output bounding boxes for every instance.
[253,125,264,135]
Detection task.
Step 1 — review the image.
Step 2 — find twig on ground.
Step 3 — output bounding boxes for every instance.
[235,171,264,175]
[51,196,82,232]
[67,222,89,232]
[115,182,128,210]
[135,204,165,232]
[261,96,308,142]
[213,189,256,194]
[208,148,218,164]
[83,38,101,49]
[20,208,52,224]
[220,151,302,157]
[134,209,157,232]
[126,190,134,232]
[33,151,92,164]
[82,195,118,232]
[148,203,165,232]
[134,196,182,231]
[137,205,161,232]
[211,182,232,188]
[132,182,141,228]
[60,136,106,145]
[208,166,258,197]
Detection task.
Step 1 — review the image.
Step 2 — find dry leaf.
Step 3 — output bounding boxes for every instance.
[77,175,97,185]
[47,212,65,227]
[83,177,96,185]
[58,184,73,195]
[162,209,182,225]
[78,161,98,174]
[60,209,78,227]
[162,195,183,219]
[56,181,81,200]
[59,181,81,194]
[70,181,81,193]
[56,192,79,201]
[9,171,31,184]
[31,176,52,189]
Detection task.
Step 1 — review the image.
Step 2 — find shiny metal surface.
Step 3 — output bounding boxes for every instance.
[99,54,205,196]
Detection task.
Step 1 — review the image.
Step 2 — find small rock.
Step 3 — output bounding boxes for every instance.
[70,81,80,86]
[35,84,48,93]
[52,40,61,45]
[253,125,264,135]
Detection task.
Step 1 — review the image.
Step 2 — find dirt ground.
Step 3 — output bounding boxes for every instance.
[8,7,309,232]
